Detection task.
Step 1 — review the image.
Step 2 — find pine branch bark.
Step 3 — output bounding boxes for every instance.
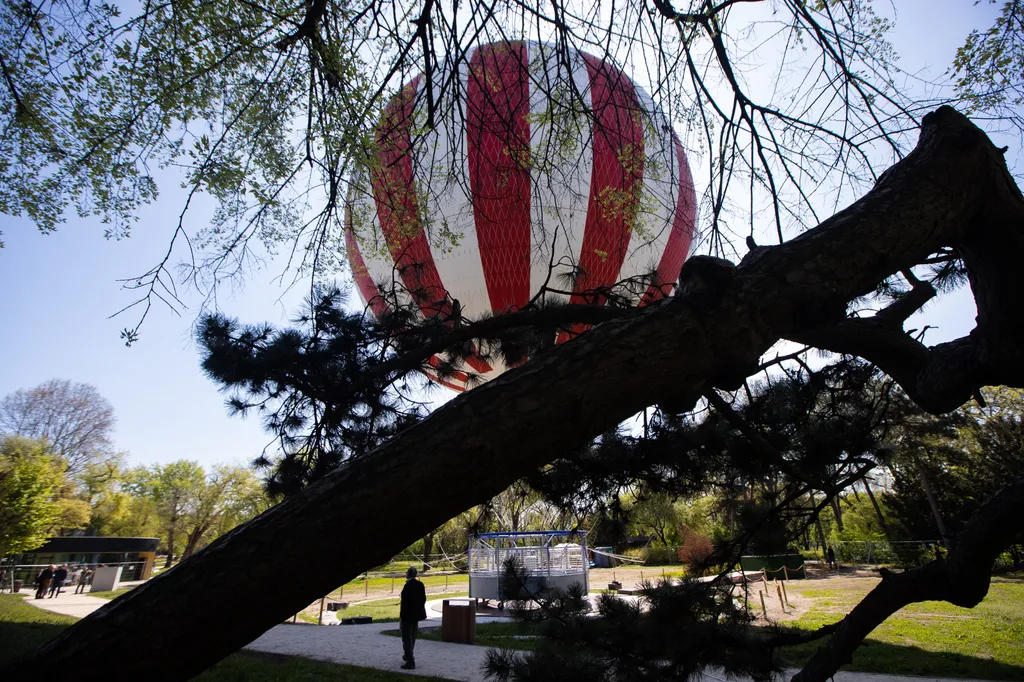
[4,106,1023,680]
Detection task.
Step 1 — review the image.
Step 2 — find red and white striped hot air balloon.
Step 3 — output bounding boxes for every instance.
[345,41,697,392]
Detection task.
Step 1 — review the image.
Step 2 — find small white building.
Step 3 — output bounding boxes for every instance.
[468,530,589,601]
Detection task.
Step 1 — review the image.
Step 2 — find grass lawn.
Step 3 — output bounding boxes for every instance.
[777,575,1024,680]
[331,573,468,598]
[0,594,441,680]
[0,593,77,662]
[90,586,137,600]
[329,593,470,624]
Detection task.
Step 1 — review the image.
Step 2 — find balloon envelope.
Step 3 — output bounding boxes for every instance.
[346,41,697,391]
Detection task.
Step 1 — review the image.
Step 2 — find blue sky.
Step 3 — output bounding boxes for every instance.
[0,1,1007,469]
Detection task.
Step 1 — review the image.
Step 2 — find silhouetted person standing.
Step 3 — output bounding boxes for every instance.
[399,566,427,670]
[49,564,68,598]
[35,565,54,599]
[826,546,837,570]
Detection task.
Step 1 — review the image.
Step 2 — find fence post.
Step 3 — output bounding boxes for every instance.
[780,580,790,607]
[445,573,449,591]
[318,597,326,625]
[783,565,789,581]
[758,590,767,618]
[776,584,785,613]
[364,572,369,597]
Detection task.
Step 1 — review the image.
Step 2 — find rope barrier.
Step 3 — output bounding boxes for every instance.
[589,548,645,564]
[738,562,805,584]
[436,547,466,570]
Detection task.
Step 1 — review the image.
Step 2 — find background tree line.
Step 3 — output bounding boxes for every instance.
[0,380,270,565]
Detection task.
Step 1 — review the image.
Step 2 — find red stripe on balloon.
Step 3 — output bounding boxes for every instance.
[371,76,450,320]
[345,210,392,318]
[464,352,494,375]
[427,355,471,386]
[467,42,532,317]
[557,53,645,343]
[421,367,467,393]
[372,75,495,377]
[640,135,696,306]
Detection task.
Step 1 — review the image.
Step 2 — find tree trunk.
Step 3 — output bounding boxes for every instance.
[180,523,211,563]
[164,516,177,569]
[916,458,953,550]
[421,532,434,573]
[809,492,829,552]
[655,525,669,547]
[830,497,845,532]
[862,478,893,542]
[5,107,1024,681]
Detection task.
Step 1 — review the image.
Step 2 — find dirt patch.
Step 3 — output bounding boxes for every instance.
[589,566,685,588]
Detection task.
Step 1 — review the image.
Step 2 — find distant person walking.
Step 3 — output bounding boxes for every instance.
[35,565,54,599]
[826,546,837,570]
[76,567,92,594]
[49,564,68,598]
[399,566,427,670]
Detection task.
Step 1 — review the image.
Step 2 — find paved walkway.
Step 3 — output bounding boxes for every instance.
[20,592,984,682]
[17,590,114,619]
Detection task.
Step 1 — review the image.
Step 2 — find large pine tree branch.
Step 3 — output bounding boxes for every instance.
[4,107,1023,680]
[787,140,1024,414]
[792,476,1024,682]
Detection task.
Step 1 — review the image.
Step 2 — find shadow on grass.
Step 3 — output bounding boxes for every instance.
[0,619,70,668]
[0,613,437,681]
[194,650,446,681]
[780,638,1024,681]
[0,594,76,668]
[395,620,1024,681]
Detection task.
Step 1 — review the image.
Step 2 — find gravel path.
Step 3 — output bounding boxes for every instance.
[247,620,487,680]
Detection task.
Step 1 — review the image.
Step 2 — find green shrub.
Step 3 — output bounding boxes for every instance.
[621,547,649,564]
[646,546,679,565]
[620,546,679,565]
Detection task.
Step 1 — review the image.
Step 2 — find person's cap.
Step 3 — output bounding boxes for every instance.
[406,566,417,579]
